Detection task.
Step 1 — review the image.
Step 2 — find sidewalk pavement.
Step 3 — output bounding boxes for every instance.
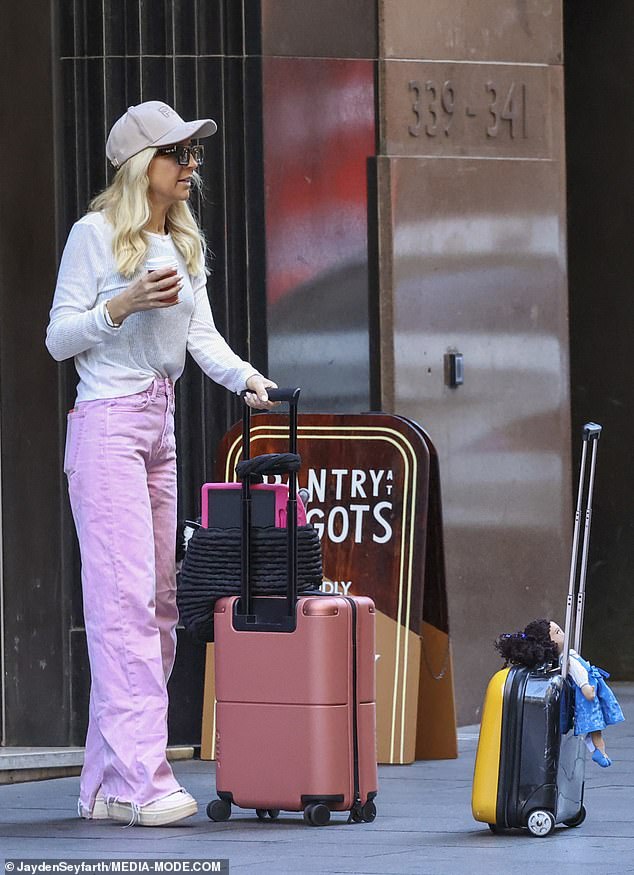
[1,684,632,875]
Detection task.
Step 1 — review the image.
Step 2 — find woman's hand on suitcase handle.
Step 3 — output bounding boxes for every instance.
[244,375,280,410]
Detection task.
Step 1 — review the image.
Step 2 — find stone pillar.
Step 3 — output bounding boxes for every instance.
[374,0,571,722]
[0,1,67,745]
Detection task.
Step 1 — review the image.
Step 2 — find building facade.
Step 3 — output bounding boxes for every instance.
[0,0,631,746]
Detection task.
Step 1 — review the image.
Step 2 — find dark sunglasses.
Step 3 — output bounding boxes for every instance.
[156,144,205,166]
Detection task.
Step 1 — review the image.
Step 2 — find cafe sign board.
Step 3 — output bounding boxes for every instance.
[200,412,457,764]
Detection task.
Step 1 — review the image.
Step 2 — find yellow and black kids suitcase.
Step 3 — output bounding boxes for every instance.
[472,423,602,837]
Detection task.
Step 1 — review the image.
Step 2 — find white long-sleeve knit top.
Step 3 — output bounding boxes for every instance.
[46,211,258,403]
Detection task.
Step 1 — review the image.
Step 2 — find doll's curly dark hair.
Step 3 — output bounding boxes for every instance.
[494,618,559,669]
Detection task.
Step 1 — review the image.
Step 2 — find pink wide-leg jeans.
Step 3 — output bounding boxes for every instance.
[65,378,183,811]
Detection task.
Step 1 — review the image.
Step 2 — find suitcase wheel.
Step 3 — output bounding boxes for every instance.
[256,808,280,821]
[361,800,377,823]
[563,805,586,828]
[207,798,232,822]
[526,809,556,837]
[303,803,331,826]
[350,799,377,824]
[487,823,503,834]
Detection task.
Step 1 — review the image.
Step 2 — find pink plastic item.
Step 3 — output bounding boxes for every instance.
[201,482,306,528]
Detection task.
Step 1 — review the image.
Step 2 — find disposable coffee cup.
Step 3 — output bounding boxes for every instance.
[145,255,179,304]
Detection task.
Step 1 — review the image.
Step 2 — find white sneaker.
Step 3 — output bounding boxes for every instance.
[78,792,109,820]
[108,789,198,827]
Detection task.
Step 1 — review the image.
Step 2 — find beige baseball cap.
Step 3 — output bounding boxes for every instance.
[106,101,218,169]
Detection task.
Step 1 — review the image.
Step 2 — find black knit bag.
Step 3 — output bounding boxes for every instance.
[177,524,323,642]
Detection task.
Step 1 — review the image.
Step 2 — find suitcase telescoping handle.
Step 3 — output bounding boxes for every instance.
[239,387,301,625]
[561,422,602,677]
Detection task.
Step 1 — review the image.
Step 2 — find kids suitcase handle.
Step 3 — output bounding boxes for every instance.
[562,422,602,676]
[583,422,602,441]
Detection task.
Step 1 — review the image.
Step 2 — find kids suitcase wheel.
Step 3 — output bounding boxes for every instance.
[526,809,555,837]
[487,823,502,834]
[268,809,280,820]
[255,809,268,821]
[303,803,331,826]
[563,805,586,828]
[207,799,232,822]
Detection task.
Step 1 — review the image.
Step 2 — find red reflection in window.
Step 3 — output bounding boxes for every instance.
[262,58,376,306]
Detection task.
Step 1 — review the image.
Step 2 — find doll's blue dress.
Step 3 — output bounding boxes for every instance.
[569,651,625,735]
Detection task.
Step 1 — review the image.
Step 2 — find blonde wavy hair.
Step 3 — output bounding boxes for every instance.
[89,147,207,278]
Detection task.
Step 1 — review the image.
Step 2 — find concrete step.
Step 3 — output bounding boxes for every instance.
[0,745,194,784]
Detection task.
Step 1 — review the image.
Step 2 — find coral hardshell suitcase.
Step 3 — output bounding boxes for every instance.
[207,388,378,827]
[472,423,602,837]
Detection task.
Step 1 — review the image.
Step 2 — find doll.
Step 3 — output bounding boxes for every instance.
[495,618,624,767]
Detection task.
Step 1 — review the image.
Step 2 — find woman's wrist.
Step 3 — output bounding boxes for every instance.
[105,294,129,326]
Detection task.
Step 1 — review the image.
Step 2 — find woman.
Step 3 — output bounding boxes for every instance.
[46,101,277,826]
